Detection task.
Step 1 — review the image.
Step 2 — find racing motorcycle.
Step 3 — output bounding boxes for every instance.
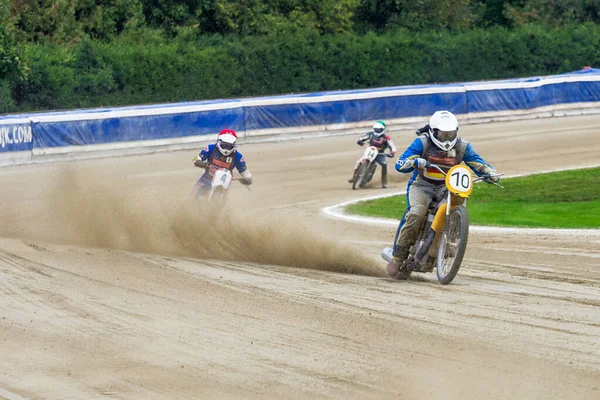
[382,163,503,284]
[191,164,247,205]
[350,146,394,190]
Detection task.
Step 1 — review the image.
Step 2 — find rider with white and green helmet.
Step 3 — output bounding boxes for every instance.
[348,120,397,188]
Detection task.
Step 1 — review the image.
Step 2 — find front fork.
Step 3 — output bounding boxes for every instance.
[351,159,363,178]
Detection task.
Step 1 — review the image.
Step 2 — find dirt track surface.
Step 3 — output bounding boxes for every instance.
[1,115,600,399]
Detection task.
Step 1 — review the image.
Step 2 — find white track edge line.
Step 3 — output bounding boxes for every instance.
[322,165,600,236]
[0,387,29,400]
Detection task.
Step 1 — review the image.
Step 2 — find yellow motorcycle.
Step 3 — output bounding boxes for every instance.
[382,163,503,284]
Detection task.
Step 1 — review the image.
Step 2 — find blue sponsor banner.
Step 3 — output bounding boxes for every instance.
[0,119,34,153]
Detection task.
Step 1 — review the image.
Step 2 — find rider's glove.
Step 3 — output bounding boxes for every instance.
[487,173,500,184]
[357,140,364,146]
[193,156,207,168]
[390,151,396,157]
[412,158,429,170]
[415,125,429,136]
[481,166,500,183]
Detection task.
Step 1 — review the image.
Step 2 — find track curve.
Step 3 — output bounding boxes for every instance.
[1,115,599,399]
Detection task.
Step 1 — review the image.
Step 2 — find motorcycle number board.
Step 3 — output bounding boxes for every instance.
[212,169,232,189]
[445,165,473,197]
[366,146,378,159]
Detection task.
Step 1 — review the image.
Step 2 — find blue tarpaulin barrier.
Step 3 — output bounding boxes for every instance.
[0,68,598,160]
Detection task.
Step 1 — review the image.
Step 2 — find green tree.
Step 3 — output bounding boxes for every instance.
[73,0,144,40]
[10,0,79,43]
[195,0,360,35]
[356,0,474,32]
[139,0,362,36]
[355,0,402,30]
[299,0,361,34]
[197,0,269,35]
[10,0,143,43]
[398,0,473,31]
[0,0,26,111]
[506,0,600,26]
[140,0,200,35]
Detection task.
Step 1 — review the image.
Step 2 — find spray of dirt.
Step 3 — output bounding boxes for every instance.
[4,167,383,277]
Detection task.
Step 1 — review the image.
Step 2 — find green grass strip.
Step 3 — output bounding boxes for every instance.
[345,167,600,229]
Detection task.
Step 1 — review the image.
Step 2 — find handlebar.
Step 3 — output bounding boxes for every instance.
[358,143,395,158]
[427,162,505,188]
[428,163,444,175]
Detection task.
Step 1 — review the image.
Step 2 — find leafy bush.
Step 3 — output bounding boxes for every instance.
[11,23,600,112]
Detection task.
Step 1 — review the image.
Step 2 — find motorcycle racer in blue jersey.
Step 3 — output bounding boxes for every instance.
[386,111,500,278]
[348,120,397,188]
[193,129,252,192]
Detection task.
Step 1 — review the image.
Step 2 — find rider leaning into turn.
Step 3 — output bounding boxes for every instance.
[193,129,253,189]
[387,110,499,278]
[348,120,396,188]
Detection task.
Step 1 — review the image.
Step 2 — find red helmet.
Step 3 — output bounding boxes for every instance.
[219,129,237,138]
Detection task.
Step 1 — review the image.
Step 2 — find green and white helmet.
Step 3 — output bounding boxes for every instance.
[372,120,386,137]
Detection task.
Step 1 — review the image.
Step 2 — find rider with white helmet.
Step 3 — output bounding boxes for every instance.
[387,110,499,278]
[428,111,460,151]
[348,120,396,188]
[193,128,252,189]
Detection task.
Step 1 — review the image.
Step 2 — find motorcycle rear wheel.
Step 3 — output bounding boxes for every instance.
[207,186,227,214]
[436,206,469,285]
[352,162,369,190]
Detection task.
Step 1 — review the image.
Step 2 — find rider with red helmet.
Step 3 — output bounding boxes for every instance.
[193,129,252,189]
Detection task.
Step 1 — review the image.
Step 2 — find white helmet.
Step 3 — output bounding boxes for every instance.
[217,133,237,156]
[372,120,386,138]
[428,111,459,151]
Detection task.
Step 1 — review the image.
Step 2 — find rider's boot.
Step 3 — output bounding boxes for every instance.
[386,246,408,278]
[381,164,388,188]
[348,167,357,183]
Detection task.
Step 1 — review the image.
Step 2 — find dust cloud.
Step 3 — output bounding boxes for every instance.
[3,167,383,277]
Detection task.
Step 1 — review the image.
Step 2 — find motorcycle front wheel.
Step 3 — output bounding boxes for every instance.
[352,162,369,190]
[207,186,227,214]
[436,206,469,285]
[365,162,377,185]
